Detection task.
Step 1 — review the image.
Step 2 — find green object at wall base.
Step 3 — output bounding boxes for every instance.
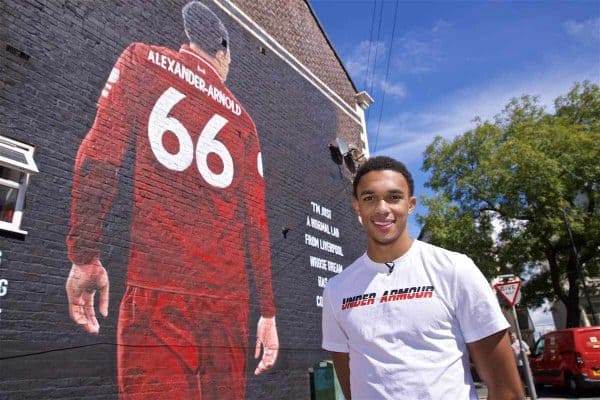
[310,360,346,400]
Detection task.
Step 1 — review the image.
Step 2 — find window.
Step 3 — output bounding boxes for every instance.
[533,337,545,357]
[0,135,38,235]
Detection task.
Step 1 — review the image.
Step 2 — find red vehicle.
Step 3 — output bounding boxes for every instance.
[529,327,600,394]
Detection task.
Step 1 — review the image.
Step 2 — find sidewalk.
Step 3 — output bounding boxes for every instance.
[476,383,534,399]
[476,382,600,400]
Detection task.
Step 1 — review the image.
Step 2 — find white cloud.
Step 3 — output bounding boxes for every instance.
[370,63,599,165]
[432,19,451,34]
[344,40,408,99]
[530,301,556,339]
[375,77,407,97]
[344,40,385,78]
[395,19,450,73]
[343,20,451,100]
[563,17,600,44]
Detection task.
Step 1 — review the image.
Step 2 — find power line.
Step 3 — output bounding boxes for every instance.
[366,0,385,122]
[363,0,379,89]
[373,0,400,153]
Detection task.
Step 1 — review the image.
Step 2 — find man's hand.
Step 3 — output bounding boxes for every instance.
[254,316,279,375]
[65,258,109,334]
[468,330,525,400]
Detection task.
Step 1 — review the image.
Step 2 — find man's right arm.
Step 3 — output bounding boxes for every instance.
[67,44,138,265]
[331,351,351,400]
[66,44,138,332]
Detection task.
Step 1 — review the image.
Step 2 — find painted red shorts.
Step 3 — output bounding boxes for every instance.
[117,286,249,400]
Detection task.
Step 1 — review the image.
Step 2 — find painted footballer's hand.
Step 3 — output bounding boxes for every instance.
[254,316,279,375]
[66,258,109,334]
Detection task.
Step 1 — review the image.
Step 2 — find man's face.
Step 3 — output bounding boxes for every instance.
[352,169,416,248]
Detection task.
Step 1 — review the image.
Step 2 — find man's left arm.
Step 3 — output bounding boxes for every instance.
[243,125,278,374]
[452,255,523,399]
[468,330,524,400]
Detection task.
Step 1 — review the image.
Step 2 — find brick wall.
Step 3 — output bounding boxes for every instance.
[231,0,359,107]
[0,1,365,398]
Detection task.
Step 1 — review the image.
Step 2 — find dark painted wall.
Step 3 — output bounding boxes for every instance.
[0,1,365,398]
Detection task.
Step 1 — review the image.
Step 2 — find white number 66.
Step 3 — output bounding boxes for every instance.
[148,87,234,188]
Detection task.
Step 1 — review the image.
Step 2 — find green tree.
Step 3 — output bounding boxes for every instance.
[419,81,600,327]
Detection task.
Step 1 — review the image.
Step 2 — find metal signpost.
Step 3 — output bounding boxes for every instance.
[494,276,538,400]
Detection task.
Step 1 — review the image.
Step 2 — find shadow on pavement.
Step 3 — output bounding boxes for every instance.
[476,382,600,399]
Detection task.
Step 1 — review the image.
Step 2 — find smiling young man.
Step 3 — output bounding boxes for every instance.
[322,156,524,399]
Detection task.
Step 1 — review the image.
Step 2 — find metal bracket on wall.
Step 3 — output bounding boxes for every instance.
[5,44,31,61]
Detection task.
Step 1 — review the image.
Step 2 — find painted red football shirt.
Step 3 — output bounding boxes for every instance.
[67,43,275,316]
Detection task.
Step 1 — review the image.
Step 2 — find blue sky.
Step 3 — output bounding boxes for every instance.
[311,0,600,243]
[310,0,599,332]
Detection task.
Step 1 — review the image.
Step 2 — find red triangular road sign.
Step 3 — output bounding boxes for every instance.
[494,281,522,306]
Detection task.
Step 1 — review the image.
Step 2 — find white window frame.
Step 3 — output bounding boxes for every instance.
[0,135,39,235]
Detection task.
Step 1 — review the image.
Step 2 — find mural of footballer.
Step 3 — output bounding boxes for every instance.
[65,1,278,398]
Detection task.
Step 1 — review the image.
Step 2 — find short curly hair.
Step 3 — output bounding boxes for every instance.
[352,156,414,198]
[182,1,229,56]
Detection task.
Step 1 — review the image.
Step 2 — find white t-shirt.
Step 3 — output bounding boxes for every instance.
[322,240,509,400]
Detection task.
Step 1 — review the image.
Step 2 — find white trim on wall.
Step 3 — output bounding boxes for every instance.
[212,0,363,126]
